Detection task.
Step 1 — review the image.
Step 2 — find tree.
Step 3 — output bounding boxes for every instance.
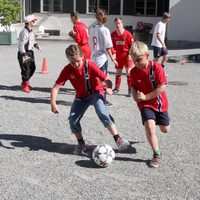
[0,0,23,31]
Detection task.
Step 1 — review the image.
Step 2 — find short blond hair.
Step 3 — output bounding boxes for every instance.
[162,12,171,20]
[129,41,149,58]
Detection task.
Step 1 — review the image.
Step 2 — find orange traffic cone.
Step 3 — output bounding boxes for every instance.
[41,57,48,74]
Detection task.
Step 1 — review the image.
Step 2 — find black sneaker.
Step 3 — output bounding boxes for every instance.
[150,154,161,168]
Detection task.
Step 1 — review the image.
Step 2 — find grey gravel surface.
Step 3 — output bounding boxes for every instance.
[0,41,200,200]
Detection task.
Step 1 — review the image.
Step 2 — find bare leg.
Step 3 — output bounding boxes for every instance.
[144,119,159,152]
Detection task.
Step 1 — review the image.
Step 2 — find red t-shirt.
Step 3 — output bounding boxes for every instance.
[130,61,168,112]
[55,60,107,98]
[73,22,89,46]
[111,29,134,57]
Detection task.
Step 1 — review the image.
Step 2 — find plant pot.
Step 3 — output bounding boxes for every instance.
[0,30,17,45]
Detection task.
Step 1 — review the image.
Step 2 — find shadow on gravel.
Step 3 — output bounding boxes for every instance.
[0,95,72,106]
[0,134,81,155]
[0,85,75,95]
[75,160,101,168]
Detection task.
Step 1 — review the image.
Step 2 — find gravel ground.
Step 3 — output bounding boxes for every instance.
[0,41,200,200]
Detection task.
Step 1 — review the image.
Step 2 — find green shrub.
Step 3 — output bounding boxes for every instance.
[0,0,23,31]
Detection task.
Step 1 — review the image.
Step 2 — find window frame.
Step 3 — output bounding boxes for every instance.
[87,0,109,14]
[134,0,157,16]
[41,0,63,13]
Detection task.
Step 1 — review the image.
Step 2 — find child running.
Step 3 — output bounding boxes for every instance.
[69,11,91,60]
[129,42,170,168]
[51,45,130,155]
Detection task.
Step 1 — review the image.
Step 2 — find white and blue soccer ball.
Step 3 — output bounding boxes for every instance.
[92,144,115,167]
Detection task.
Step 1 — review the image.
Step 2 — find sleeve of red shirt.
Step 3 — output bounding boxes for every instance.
[55,65,70,86]
[154,62,167,86]
[128,31,134,47]
[130,68,136,88]
[73,25,82,44]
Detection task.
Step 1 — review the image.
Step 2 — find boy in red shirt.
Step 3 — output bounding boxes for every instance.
[69,11,91,60]
[129,41,170,168]
[111,17,134,96]
[51,45,130,155]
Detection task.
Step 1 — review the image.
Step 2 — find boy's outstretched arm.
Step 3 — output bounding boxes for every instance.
[51,84,60,113]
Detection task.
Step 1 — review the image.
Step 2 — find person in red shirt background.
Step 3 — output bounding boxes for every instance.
[111,17,134,96]
[129,41,170,168]
[51,45,130,155]
[69,11,91,60]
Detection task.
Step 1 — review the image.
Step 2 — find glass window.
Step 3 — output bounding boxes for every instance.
[53,0,62,12]
[43,0,51,12]
[135,0,157,16]
[88,0,97,13]
[43,0,63,12]
[88,0,108,13]
[135,0,145,15]
[146,0,156,15]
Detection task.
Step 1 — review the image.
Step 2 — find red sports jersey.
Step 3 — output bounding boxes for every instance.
[111,29,134,56]
[130,61,168,112]
[73,22,89,46]
[55,60,107,98]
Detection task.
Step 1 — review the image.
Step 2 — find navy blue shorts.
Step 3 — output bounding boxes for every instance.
[100,60,108,74]
[141,107,170,126]
[153,46,168,58]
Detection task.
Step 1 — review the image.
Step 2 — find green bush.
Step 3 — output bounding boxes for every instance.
[0,0,23,31]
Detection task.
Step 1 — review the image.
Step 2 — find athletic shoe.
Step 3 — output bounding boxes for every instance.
[150,154,161,168]
[21,82,31,93]
[113,87,119,94]
[105,100,113,106]
[73,142,87,155]
[116,137,130,152]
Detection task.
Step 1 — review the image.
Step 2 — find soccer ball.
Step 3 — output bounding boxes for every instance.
[92,144,115,167]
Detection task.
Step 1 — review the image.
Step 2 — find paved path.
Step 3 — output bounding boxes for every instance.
[0,41,200,200]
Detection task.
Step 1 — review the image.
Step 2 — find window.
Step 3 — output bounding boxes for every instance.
[43,0,63,12]
[135,0,157,16]
[135,0,145,15]
[146,0,156,15]
[87,0,108,14]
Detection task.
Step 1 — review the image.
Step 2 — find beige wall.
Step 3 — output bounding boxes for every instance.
[168,0,200,42]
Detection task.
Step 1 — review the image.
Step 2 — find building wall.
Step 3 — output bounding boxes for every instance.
[168,0,200,42]
[22,0,200,43]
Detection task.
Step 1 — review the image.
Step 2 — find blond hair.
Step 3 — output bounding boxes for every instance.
[129,42,149,58]
[65,45,83,58]
[95,8,108,24]
[162,12,171,20]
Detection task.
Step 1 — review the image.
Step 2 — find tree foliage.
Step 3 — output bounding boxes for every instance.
[0,0,23,31]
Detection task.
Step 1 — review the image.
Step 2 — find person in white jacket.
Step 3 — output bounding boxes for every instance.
[17,15,41,93]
